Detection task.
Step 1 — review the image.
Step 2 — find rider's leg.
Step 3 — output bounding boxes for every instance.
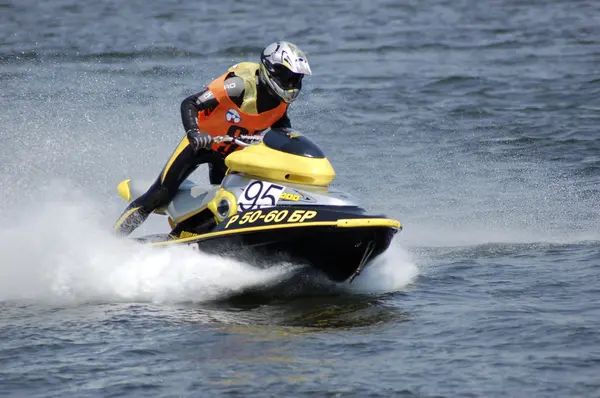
[113,136,213,236]
[208,156,227,185]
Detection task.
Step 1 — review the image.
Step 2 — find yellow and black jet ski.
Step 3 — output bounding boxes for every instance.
[116,128,402,283]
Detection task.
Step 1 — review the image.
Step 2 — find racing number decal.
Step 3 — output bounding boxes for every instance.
[224,209,318,229]
[237,180,286,211]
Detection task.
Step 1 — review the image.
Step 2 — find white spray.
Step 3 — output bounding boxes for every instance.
[0,180,419,305]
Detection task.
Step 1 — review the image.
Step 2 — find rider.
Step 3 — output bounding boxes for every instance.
[113,41,312,236]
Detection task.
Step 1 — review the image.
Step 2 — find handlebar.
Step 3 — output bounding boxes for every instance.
[212,135,263,147]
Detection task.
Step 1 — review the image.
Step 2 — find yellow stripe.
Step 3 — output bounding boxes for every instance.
[162,136,190,184]
[337,218,401,229]
[150,218,401,247]
[113,207,141,230]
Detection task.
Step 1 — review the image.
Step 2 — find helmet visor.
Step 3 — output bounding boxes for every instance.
[271,64,304,90]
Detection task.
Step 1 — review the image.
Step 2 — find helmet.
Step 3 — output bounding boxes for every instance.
[259,41,312,104]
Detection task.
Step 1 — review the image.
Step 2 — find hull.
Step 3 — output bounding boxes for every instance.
[150,206,401,283]
[195,225,395,282]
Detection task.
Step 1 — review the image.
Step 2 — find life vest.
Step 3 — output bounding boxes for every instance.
[198,62,288,156]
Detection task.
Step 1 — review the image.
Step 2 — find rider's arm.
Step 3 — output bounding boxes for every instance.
[180,76,245,143]
[180,89,218,134]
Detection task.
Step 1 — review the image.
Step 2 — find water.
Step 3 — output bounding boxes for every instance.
[2,0,600,396]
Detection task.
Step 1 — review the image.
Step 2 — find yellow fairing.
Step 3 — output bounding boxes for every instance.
[207,188,238,222]
[225,143,336,187]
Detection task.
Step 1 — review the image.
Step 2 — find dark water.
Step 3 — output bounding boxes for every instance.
[2,0,600,396]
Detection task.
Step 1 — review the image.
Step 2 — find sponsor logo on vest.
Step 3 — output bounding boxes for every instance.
[226,109,241,124]
[199,90,214,102]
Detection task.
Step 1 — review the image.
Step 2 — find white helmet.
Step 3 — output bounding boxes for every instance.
[259,41,312,103]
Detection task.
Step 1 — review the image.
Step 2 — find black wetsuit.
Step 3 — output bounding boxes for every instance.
[113,74,291,236]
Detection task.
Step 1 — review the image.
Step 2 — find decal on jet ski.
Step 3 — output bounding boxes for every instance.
[294,190,316,203]
[287,209,317,223]
[257,189,313,203]
[179,231,200,239]
[237,180,285,211]
[224,209,318,229]
[280,192,300,201]
[286,131,302,139]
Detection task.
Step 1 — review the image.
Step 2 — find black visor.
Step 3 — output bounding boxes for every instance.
[272,64,304,89]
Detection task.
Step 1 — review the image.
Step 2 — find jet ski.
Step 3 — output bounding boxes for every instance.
[116,128,402,283]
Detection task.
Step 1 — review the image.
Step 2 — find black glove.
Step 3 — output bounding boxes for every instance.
[187,130,213,151]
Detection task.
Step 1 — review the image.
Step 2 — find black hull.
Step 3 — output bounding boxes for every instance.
[194,225,396,282]
[141,206,401,283]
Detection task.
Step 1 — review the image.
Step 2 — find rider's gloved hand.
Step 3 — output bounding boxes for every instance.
[187,129,213,151]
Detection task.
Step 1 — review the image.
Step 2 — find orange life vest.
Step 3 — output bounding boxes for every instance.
[197,62,287,156]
